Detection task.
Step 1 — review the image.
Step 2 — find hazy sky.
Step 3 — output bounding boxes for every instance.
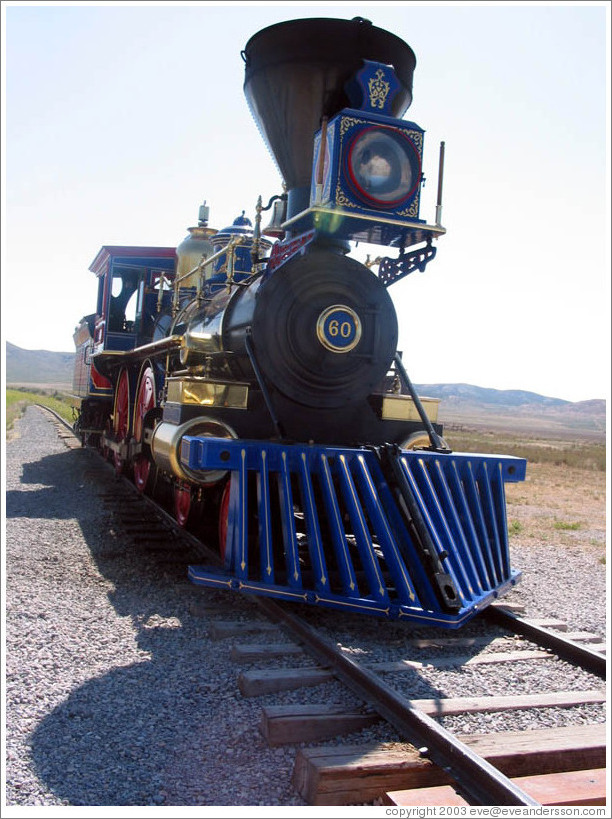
[2,1,610,402]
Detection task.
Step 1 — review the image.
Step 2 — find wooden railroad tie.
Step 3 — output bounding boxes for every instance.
[209,620,281,640]
[231,643,304,662]
[259,690,606,746]
[291,724,606,806]
[238,648,558,696]
[383,768,606,807]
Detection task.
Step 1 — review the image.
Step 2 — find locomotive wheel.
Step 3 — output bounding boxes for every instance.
[112,368,130,474]
[133,365,156,493]
[401,431,449,450]
[174,482,192,528]
[402,431,431,450]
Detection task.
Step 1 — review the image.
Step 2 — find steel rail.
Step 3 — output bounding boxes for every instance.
[255,598,540,806]
[485,606,606,679]
[35,403,82,439]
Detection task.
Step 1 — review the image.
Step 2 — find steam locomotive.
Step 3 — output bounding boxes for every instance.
[72,17,526,627]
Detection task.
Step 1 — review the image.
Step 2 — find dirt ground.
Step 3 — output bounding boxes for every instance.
[505,461,607,560]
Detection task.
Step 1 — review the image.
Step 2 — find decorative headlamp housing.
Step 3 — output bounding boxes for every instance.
[313,114,424,220]
[301,59,435,249]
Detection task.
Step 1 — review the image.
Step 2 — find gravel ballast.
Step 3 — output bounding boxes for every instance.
[4,407,607,808]
[5,408,310,808]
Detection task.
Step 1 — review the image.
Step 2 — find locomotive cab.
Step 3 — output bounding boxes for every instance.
[71,246,177,441]
[90,246,177,352]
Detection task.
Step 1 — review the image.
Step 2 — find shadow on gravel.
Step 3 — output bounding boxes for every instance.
[7,446,263,805]
[5,449,95,519]
[7,441,473,806]
[29,649,239,806]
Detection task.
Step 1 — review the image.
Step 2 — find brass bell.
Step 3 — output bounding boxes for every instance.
[262,197,287,238]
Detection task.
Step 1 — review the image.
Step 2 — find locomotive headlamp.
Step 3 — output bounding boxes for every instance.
[347,127,419,207]
[305,60,427,240]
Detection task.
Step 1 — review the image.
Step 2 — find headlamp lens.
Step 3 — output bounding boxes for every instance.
[348,128,417,206]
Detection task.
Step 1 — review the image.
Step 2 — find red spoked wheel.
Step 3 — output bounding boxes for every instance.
[113,369,130,474]
[218,480,231,562]
[174,482,192,528]
[133,366,156,493]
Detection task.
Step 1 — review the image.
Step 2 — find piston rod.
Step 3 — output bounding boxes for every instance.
[393,352,449,451]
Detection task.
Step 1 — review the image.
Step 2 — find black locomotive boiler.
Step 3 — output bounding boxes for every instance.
[72,17,526,627]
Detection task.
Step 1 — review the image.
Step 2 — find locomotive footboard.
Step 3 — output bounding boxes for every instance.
[183,437,526,627]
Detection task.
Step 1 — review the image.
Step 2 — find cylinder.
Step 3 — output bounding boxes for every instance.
[150,416,236,484]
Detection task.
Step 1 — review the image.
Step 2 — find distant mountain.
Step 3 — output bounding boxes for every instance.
[567,398,608,415]
[6,342,75,386]
[5,342,605,438]
[415,382,605,439]
[415,382,570,408]
[416,382,605,414]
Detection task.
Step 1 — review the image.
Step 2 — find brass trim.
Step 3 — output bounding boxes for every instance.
[381,394,439,422]
[283,206,446,236]
[150,416,237,483]
[316,304,362,353]
[166,378,249,409]
[92,349,126,360]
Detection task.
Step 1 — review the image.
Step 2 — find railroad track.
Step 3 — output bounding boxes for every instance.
[39,403,217,567]
[210,597,606,807]
[45,405,607,807]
